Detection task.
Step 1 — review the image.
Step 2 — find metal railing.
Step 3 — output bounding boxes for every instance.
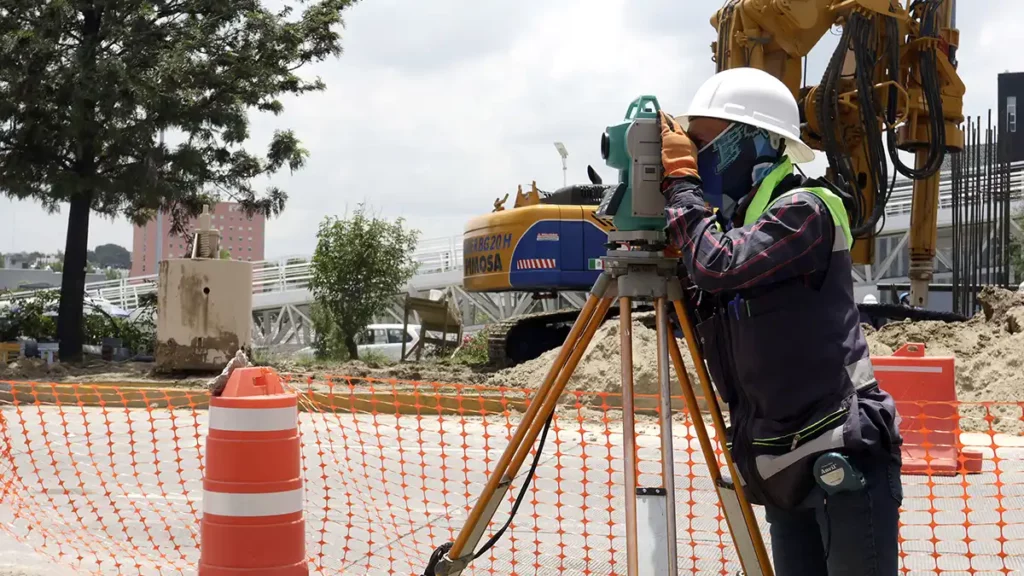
[1,235,466,311]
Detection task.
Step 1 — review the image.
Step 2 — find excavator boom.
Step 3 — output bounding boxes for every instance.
[712,0,965,307]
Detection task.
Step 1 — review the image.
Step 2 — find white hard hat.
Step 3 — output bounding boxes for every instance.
[676,68,816,164]
[1018,281,1024,293]
[862,294,878,304]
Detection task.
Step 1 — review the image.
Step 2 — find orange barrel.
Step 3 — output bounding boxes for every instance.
[199,366,307,575]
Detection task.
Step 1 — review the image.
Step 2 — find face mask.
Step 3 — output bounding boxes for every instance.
[697,123,784,219]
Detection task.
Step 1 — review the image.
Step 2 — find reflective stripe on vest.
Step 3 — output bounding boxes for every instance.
[742,157,854,253]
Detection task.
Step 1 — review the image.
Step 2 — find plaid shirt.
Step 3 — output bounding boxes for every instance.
[663,176,834,294]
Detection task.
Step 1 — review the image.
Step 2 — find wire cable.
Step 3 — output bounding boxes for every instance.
[472,414,554,560]
[421,415,554,576]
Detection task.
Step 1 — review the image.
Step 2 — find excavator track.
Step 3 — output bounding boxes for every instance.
[487,309,591,369]
[486,303,659,368]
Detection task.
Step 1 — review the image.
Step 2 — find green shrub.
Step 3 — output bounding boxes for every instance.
[1,290,156,354]
[448,329,490,366]
[0,291,59,342]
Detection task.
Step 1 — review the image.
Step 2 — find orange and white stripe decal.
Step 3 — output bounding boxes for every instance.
[516,258,557,270]
[202,488,304,517]
[209,405,298,432]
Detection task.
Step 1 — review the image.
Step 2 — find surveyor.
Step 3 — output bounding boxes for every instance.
[658,67,904,575]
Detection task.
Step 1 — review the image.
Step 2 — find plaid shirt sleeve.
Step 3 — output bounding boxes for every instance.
[663,177,834,294]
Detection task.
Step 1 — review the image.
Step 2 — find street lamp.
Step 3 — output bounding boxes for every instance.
[553,142,568,187]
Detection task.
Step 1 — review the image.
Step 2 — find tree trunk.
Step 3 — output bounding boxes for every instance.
[345,334,359,360]
[57,191,93,362]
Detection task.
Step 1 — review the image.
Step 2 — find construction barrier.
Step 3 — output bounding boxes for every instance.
[873,343,985,475]
[200,367,306,575]
[0,376,1020,575]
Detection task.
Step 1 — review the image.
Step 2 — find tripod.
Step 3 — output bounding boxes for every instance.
[431,238,773,576]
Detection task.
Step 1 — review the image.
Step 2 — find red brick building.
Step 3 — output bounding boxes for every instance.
[130,202,266,277]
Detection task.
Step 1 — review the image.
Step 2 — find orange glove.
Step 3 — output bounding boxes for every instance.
[658,111,699,179]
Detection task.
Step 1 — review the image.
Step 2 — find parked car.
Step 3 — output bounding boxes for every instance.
[355,323,420,362]
[294,323,421,362]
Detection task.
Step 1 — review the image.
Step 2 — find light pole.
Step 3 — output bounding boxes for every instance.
[554,142,568,187]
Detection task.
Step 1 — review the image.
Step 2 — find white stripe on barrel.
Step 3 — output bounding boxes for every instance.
[203,488,304,517]
[209,405,298,432]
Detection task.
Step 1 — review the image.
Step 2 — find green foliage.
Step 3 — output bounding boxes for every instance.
[359,349,393,367]
[0,291,154,352]
[0,0,359,222]
[82,308,156,354]
[0,0,359,358]
[219,248,232,260]
[104,268,121,281]
[89,244,131,269]
[0,291,59,342]
[309,205,420,359]
[448,330,490,366]
[309,301,349,360]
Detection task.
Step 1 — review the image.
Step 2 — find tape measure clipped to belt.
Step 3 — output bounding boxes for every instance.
[813,452,865,495]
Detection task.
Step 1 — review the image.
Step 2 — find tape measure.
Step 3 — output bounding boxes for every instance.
[813,452,865,495]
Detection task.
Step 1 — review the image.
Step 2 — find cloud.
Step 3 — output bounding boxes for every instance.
[2,0,1021,262]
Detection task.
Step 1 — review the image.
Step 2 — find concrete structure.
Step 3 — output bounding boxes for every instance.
[130,202,265,277]
[155,259,254,371]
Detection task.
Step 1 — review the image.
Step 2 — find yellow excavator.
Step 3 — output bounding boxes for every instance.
[464,0,964,367]
[435,0,965,573]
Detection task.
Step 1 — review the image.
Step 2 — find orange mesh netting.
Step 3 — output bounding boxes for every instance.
[0,377,1021,575]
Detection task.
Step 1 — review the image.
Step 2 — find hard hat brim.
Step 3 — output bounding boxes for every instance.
[675,112,816,164]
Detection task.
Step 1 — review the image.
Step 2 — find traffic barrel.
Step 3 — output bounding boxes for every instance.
[199,366,307,575]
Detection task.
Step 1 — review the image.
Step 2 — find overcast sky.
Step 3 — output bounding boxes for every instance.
[1,0,1021,260]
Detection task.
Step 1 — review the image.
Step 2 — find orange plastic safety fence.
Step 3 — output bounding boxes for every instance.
[0,376,1021,575]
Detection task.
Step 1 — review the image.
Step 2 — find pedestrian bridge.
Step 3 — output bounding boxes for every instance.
[3,164,1021,348]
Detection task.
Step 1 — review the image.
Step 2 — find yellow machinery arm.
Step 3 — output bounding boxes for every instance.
[711,0,965,307]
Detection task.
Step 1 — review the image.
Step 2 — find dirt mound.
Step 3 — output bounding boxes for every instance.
[866,287,1024,403]
[273,359,492,387]
[487,313,701,399]
[0,357,211,388]
[490,287,1024,409]
[0,358,70,380]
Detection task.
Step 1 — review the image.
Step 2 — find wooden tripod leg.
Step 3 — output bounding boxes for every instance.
[669,299,774,576]
[441,275,616,574]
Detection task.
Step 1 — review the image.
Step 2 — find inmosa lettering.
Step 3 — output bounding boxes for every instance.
[465,253,503,275]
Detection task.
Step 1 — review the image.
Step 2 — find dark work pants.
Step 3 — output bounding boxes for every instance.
[764,454,903,576]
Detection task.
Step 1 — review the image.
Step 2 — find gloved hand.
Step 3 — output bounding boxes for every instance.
[658,111,699,179]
